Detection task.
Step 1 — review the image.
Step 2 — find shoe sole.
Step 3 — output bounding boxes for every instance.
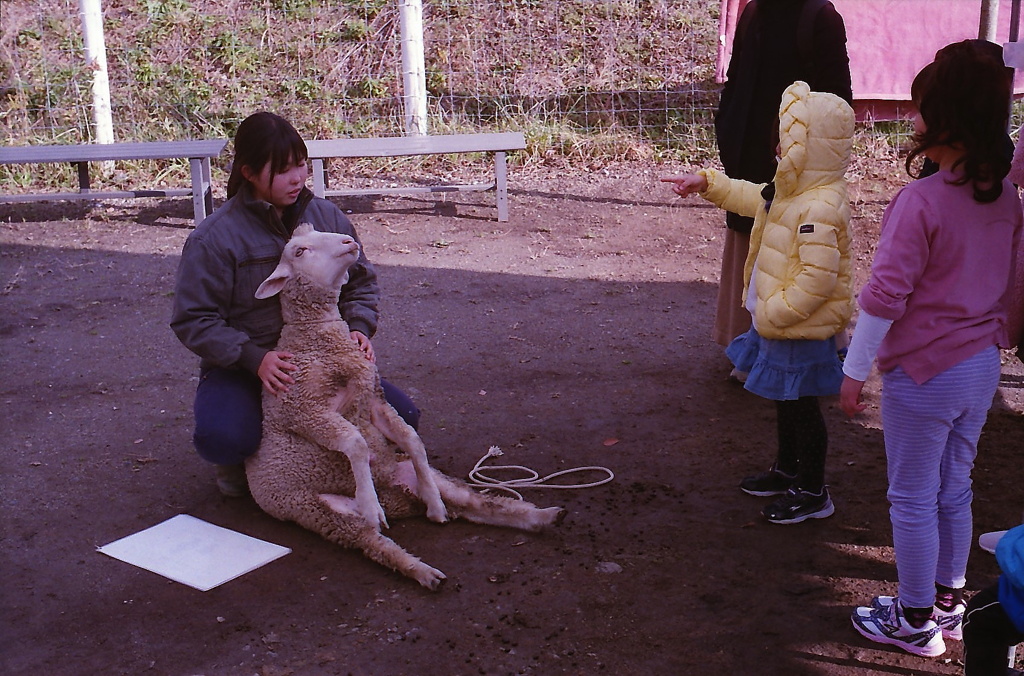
[740,486,790,497]
[979,530,1007,554]
[216,481,250,498]
[764,499,835,524]
[851,615,945,657]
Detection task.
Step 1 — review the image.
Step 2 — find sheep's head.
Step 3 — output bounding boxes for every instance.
[255,223,361,299]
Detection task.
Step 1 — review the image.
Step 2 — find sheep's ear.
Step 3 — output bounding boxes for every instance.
[292,222,315,237]
[255,262,291,299]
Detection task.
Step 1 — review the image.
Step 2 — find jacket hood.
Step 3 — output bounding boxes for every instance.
[775,81,855,197]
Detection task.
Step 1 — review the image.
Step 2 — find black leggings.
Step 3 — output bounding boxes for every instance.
[775,396,827,493]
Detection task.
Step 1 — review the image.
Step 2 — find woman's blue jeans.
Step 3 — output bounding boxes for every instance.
[192,367,421,466]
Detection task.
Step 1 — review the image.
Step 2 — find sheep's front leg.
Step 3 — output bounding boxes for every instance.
[297,413,388,531]
[370,399,447,523]
[339,430,389,531]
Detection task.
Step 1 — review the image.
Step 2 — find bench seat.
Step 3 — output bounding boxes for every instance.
[0,139,227,224]
[304,132,526,222]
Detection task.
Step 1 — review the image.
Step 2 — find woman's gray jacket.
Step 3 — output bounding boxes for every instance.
[170,186,379,373]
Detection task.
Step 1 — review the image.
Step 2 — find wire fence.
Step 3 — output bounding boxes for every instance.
[4,1,750,146]
[2,0,918,190]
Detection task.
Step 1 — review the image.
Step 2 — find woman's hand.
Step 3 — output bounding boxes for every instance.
[350,331,376,363]
[839,375,867,418]
[660,173,708,198]
[258,350,297,395]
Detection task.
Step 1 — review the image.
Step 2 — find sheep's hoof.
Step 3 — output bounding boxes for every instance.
[358,501,389,531]
[425,501,449,524]
[526,506,566,532]
[414,564,447,591]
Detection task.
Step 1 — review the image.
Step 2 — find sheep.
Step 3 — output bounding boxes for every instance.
[246,223,565,590]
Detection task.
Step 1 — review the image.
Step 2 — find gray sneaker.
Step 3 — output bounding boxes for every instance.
[215,464,249,498]
[762,487,834,524]
[739,463,797,497]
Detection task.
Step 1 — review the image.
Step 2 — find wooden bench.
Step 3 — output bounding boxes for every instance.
[0,139,227,224]
[304,132,526,222]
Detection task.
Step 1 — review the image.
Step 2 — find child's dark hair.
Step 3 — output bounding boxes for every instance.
[226,112,309,198]
[907,39,1012,202]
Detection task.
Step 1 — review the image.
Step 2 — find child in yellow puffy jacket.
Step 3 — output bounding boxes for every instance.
[662,80,854,525]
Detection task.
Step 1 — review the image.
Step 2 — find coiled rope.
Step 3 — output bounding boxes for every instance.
[467,446,614,500]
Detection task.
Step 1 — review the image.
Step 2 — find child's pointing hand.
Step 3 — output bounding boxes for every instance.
[661,173,708,198]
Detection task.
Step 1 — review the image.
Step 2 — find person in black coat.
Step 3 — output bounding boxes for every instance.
[711,0,853,353]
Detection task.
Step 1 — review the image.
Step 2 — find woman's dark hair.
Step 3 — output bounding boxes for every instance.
[906,39,1012,202]
[226,112,309,198]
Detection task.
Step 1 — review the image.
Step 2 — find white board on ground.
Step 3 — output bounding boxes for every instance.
[97,514,290,591]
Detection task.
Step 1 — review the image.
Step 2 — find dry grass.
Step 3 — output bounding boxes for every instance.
[0,0,914,193]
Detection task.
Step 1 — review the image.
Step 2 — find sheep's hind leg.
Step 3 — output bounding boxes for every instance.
[318,494,446,590]
[427,470,565,532]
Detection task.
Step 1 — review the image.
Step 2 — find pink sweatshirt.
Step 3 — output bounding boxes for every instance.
[858,169,1022,384]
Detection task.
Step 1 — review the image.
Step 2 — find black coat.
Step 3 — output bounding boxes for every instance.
[715,0,853,233]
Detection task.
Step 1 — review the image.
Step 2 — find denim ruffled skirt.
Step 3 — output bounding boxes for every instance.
[726,327,843,401]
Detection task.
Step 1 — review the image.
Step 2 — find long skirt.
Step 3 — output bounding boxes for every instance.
[714,228,752,347]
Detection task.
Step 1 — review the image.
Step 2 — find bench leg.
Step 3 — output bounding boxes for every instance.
[495,151,509,222]
[74,161,91,194]
[312,158,327,198]
[202,157,213,216]
[189,157,214,224]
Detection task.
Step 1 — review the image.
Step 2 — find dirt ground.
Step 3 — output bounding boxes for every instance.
[2,163,1023,676]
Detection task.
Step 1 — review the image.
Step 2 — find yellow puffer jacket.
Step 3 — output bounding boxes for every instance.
[700,80,854,340]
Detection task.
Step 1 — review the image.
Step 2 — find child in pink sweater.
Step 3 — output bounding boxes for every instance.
[842,40,1023,658]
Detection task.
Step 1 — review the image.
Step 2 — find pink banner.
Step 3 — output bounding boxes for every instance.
[717,0,1023,118]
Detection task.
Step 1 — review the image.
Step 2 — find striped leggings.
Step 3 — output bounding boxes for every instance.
[881,346,1001,608]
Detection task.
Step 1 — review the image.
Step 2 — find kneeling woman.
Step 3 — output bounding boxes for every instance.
[171,111,419,497]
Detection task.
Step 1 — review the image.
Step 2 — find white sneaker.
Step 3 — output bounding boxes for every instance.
[979,530,1008,554]
[728,367,748,383]
[852,597,945,657]
[932,603,965,641]
[870,595,964,641]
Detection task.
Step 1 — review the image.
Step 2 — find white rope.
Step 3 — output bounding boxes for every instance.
[466,446,614,500]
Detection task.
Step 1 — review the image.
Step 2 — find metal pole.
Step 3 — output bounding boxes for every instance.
[1009,0,1022,134]
[399,0,428,136]
[980,0,1000,41]
[78,0,114,146]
